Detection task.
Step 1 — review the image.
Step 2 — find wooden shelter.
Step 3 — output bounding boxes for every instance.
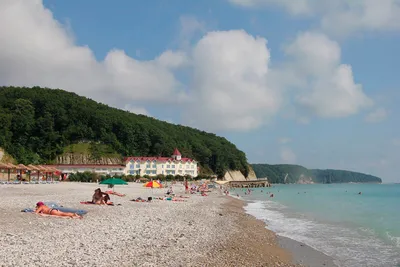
[0,163,61,182]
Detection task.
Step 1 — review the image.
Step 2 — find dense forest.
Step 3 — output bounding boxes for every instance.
[251,164,382,184]
[0,86,249,177]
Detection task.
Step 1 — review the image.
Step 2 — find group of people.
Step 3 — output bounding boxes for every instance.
[92,188,112,205]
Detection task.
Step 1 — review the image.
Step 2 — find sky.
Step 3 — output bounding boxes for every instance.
[0,0,399,182]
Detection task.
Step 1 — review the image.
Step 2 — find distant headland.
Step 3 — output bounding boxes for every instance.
[251,164,382,184]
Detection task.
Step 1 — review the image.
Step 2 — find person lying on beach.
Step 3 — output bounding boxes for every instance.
[158,197,186,202]
[92,188,110,205]
[35,202,82,219]
[105,190,126,197]
[130,197,151,202]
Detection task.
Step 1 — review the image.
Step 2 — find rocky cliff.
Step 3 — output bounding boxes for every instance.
[247,165,257,179]
[223,165,258,181]
[55,153,123,165]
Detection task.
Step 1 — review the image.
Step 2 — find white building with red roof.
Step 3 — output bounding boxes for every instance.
[124,148,198,177]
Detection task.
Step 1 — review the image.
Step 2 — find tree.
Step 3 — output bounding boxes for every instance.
[0,86,250,177]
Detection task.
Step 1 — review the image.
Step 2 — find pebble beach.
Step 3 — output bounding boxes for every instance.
[0,182,333,267]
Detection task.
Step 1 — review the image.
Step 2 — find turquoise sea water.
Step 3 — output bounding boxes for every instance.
[232,184,400,267]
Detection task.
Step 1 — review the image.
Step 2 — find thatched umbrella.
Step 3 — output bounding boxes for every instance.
[37,165,51,181]
[17,164,31,181]
[27,165,41,181]
[4,163,18,181]
[18,164,30,170]
[0,163,7,180]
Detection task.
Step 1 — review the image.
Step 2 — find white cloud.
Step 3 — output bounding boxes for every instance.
[0,0,186,109]
[280,146,297,163]
[281,32,373,119]
[178,15,206,49]
[0,1,376,132]
[278,137,291,144]
[185,30,281,131]
[365,108,388,123]
[156,50,188,69]
[228,0,400,36]
[392,138,400,146]
[123,105,150,116]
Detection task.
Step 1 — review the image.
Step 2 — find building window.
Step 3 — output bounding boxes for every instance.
[130,165,134,169]
[129,170,135,175]
[146,170,150,174]
[146,164,150,168]
[152,164,156,168]
[151,170,156,174]
[166,165,170,168]
[171,165,175,168]
[162,165,164,168]
[179,165,182,168]
[136,164,140,168]
[172,170,175,175]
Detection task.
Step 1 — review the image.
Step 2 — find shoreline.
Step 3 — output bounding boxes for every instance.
[0,182,336,267]
[214,196,337,267]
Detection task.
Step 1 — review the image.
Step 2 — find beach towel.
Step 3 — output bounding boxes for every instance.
[21,204,87,216]
[37,213,82,219]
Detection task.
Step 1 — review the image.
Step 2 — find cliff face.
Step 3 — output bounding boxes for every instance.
[297,175,314,184]
[224,170,247,181]
[247,165,257,179]
[223,165,258,181]
[55,153,123,165]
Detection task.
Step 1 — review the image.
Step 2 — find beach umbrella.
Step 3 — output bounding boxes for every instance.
[143,181,162,188]
[100,178,128,191]
[100,178,128,185]
[5,163,18,181]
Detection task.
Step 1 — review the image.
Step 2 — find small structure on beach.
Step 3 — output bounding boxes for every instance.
[0,163,60,182]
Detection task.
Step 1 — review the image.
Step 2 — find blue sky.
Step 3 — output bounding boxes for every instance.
[1,0,399,182]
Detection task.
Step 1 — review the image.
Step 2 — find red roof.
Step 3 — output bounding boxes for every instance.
[124,156,195,163]
[172,148,181,156]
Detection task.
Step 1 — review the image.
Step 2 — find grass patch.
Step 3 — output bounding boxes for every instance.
[63,143,121,158]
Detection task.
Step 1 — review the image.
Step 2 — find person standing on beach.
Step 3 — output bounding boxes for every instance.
[184,179,189,194]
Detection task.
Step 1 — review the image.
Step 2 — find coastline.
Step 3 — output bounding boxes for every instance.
[0,182,336,267]
[210,196,337,267]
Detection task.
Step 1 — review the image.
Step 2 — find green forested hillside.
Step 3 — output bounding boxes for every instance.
[251,164,382,183]
[0,86,248,177]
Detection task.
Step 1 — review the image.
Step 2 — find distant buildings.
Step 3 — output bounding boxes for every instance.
[44,148,198,178]
[124,148,198,177]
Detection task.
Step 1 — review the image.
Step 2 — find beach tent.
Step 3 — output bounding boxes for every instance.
[143,181,162,188]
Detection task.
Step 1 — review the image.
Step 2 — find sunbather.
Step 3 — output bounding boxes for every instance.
[105,190,126,197]
[35,202,82,219]
[92,188,110,204]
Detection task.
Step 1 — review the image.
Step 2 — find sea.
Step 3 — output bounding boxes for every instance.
[231,183,400,267]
